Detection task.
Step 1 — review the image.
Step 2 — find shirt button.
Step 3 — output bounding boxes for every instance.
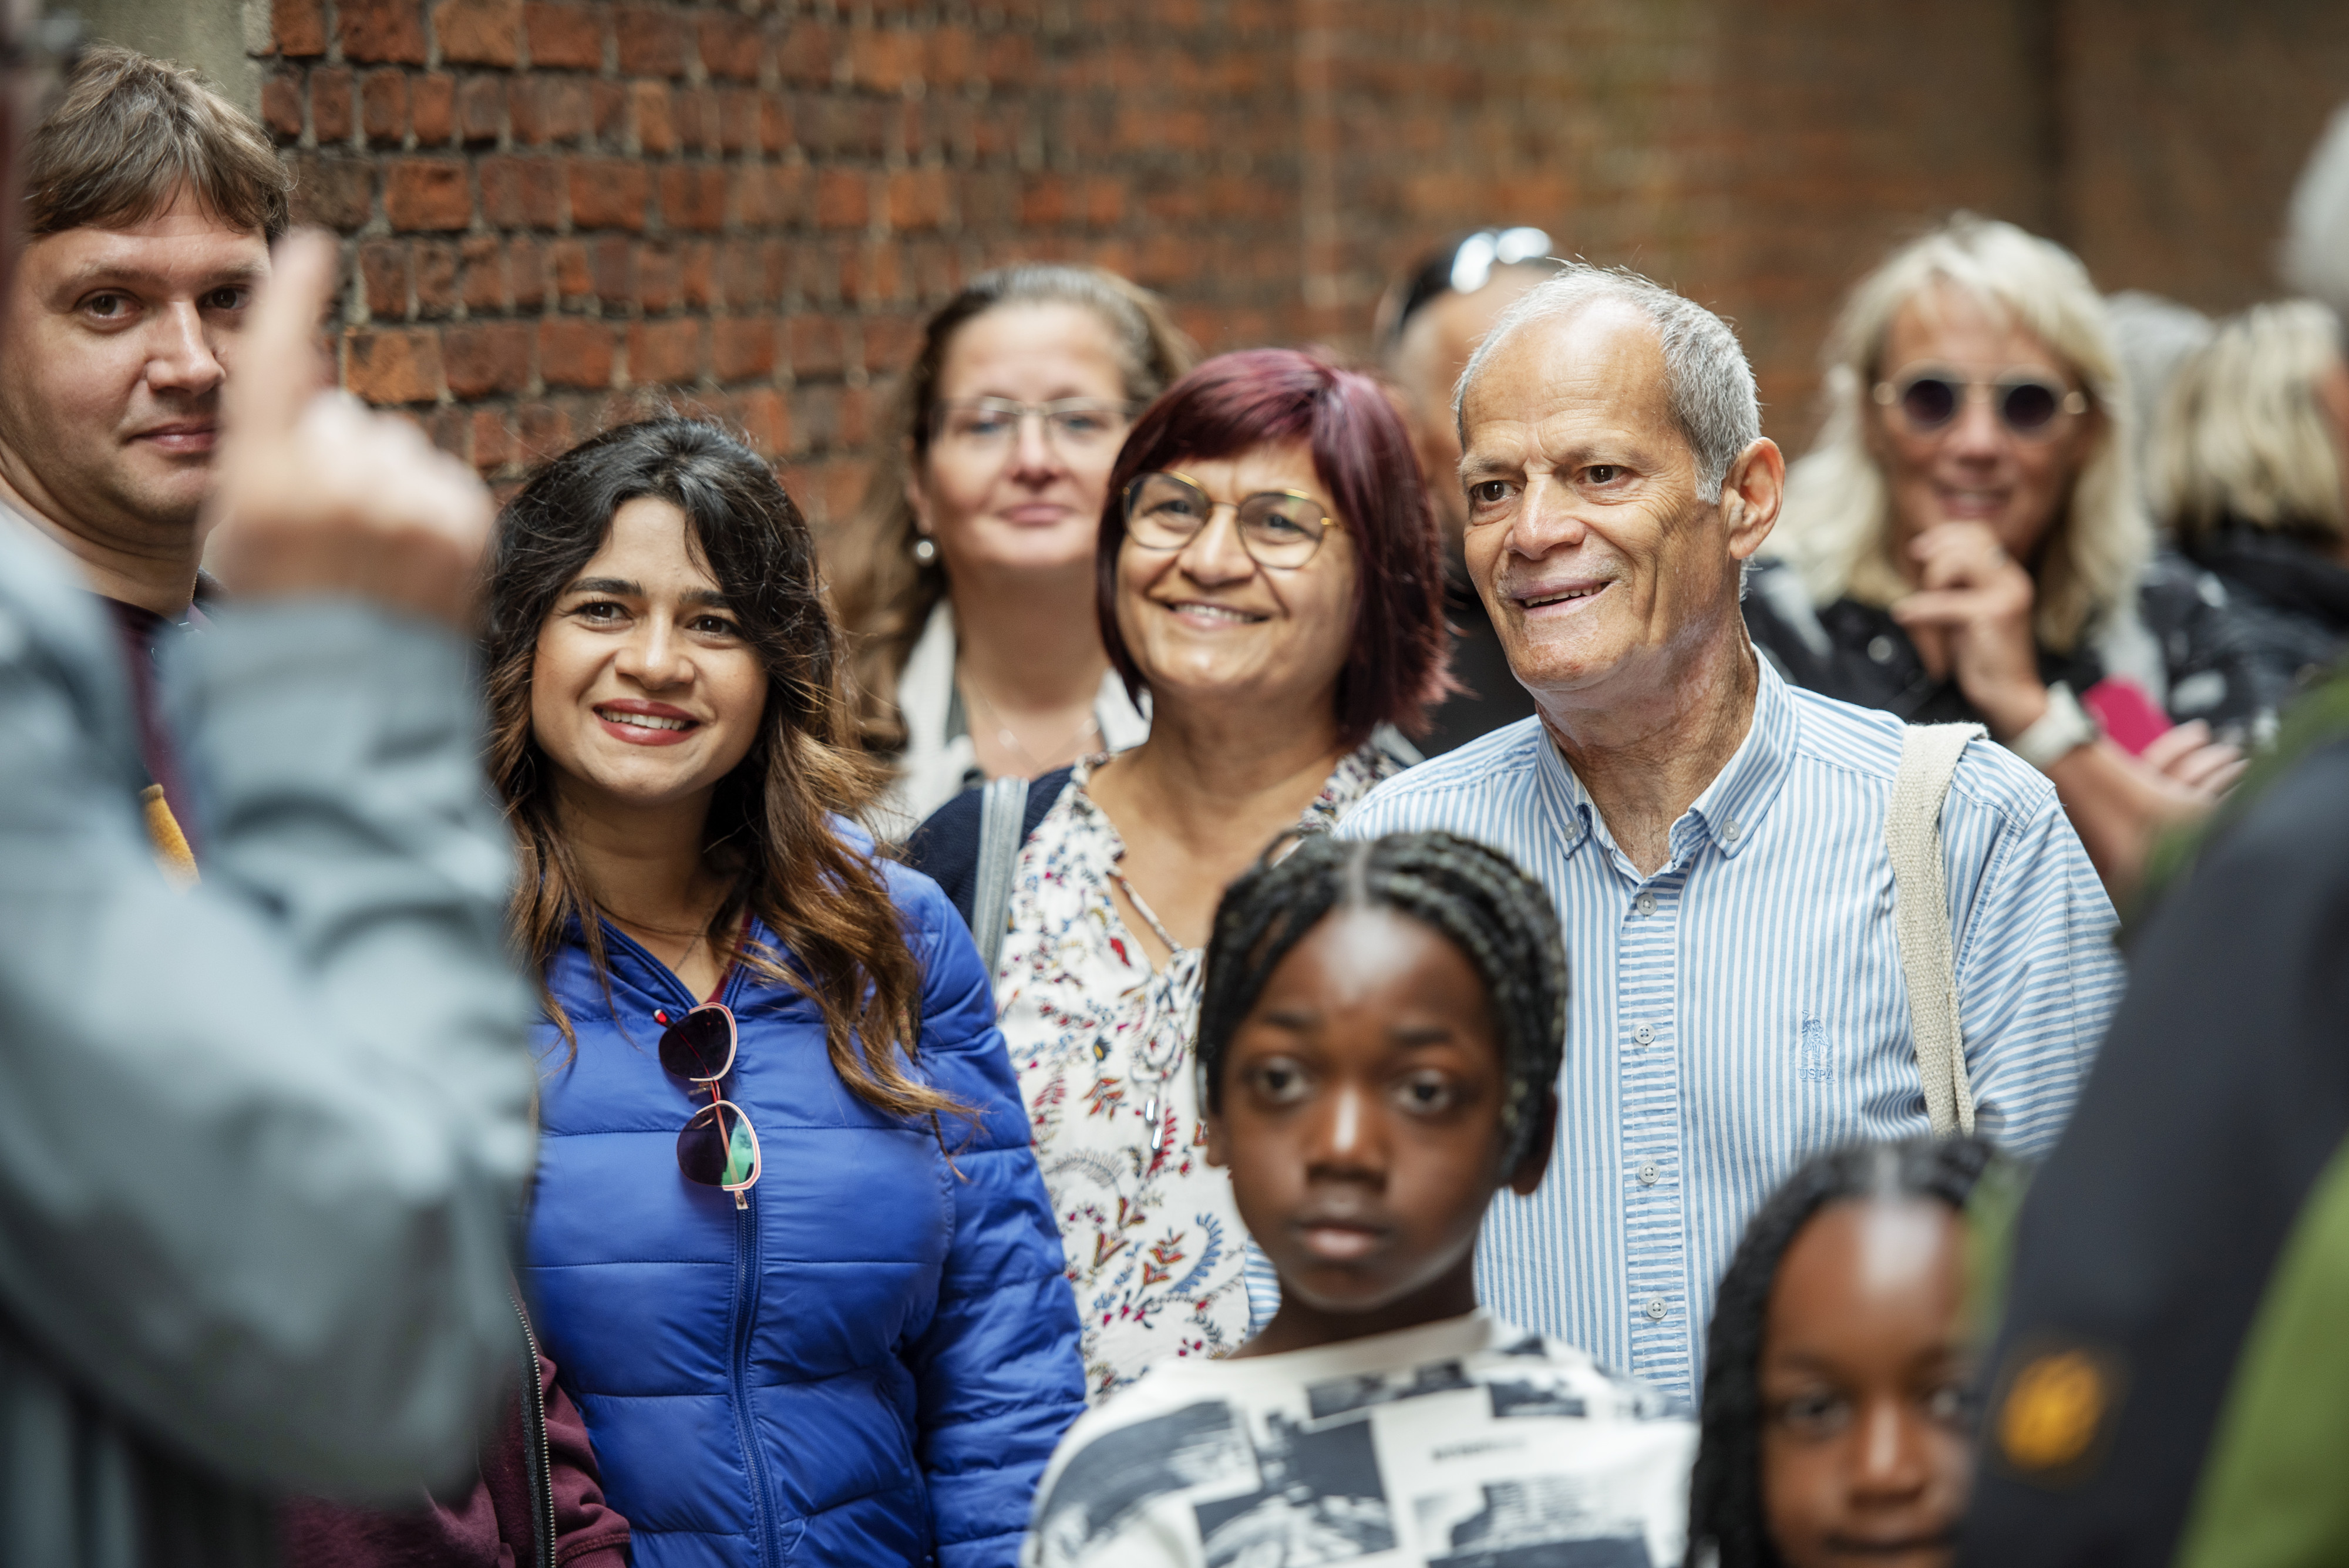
[1638,1163,1660,1186]
[1633,1022,1655,1047]
[1644,1297,1668,1321]
[1634,891,1657,916]
[1722,818,1742,843]
[1868,634,1897,664]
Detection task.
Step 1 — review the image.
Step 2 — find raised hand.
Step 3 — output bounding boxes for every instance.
[1889,520,2047,738]
[203,230,494,630]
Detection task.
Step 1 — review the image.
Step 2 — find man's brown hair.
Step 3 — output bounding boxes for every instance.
[23,45,290,242]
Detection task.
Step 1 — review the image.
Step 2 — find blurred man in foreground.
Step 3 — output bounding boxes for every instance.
[0,16,540,1564]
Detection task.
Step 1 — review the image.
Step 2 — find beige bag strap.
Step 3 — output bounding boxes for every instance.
[1886,723,1984,1137]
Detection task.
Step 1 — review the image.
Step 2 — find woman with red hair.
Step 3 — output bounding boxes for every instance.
[908,347,1452,1398]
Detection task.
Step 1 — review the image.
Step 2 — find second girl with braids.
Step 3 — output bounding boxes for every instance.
[485,418,1083,1568]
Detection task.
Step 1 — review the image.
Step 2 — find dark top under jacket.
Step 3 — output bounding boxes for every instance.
[903,765,1072,931]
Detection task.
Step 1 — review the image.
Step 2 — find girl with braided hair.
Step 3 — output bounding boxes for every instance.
[1686,1137,2000,1568]
[1021,832,1697,1568]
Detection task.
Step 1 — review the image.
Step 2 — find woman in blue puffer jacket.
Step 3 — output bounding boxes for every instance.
[484,417,1086,1567]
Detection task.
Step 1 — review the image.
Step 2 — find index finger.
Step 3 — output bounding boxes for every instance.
[227,229,339,439]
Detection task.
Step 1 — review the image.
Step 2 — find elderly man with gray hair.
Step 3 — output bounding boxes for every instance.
[1338,264,2121,1396]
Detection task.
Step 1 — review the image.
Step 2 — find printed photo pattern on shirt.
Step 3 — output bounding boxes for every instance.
[1025,1315,1695,1568]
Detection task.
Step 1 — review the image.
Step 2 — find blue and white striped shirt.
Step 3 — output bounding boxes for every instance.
[1335,659,2122,1396]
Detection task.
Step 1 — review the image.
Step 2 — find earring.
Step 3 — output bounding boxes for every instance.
[912,534,938,566]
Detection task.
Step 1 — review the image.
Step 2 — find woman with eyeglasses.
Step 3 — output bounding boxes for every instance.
[489,418,1084,1568]
[1745,214,2243,899]
[832,264,1194,828]
[904,348,1452,1399]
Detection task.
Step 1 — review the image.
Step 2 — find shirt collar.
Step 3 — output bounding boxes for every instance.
[1533,654,1799,870]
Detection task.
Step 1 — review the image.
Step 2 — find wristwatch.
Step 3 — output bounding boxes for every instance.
[2006,681,2101,772]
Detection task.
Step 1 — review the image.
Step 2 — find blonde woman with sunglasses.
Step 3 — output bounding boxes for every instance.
[1745,214,2243,899]
[487,418,1083,1568]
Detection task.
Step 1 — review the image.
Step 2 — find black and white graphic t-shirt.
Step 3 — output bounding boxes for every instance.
[1021,1311,1695,1568]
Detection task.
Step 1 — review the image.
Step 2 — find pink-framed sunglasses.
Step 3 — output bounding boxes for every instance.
[658,1003,762,1209]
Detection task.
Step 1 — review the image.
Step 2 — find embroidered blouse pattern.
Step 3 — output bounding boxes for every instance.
[994,739,1411,1400]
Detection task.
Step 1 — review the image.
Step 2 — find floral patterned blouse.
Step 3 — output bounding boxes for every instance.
[992,736,1415,1400]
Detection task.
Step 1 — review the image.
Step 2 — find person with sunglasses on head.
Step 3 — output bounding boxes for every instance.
[489,418,1085,1568]
[832,264,1194,829]
[1378,227,1559,756]
[905,348,1453,1401]
[1744,214,2245,900]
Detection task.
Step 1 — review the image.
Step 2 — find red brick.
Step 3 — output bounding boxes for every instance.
[698,13,760,81]
[548,239,592,303]
[412,73,456,144]
[340,0,428,64]
[359,240,408,318]
[674,88,716,153]
[479,156,564,228]
[849,28,916,93]
[637,242,682,312]
[789,316,843,376]
[777,21,833,88]
[261,76,304,140]
[459,235,504,310]
[429,406,471,460]
[591,237,631,307]
[472,408,518,473]
[736,387,789,456]
[712,315,775,381]
[758,97,790,153]
[681,243,713,309]
[568,159,648,231]
[288,155,375,231]
[591,80,627,139]
[386,160,472,231]
[615,7,686,78]
[274,0,328,56]
[311,69,354,144]
[815,170,866,231]
[361,70,406,146]
[510,77,591,144]
[443,322,531,397]
[457,76,504,143]
[863,314,917,374]
[627,318,704,385]
[523,2,604,68]
[887,167,947,231]
[345,328,444,405]
[509,237,548,308]
[659,165,727,232]
[435,0,520,66]
[413,242,458,315]
[516,400,576,464]
[630,81,673,154]
[539,319,617,389]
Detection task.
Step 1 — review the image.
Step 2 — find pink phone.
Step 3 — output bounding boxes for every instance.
[2081,677,2172,756]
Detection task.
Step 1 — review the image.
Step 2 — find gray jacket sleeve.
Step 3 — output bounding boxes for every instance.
[0,530,537,1501]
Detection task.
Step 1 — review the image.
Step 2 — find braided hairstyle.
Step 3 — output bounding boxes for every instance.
[1687,1136,1998,1568]
[1196,831,1566,1171]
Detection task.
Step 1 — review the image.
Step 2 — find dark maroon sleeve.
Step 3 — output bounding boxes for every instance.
[540,1355,631,1566]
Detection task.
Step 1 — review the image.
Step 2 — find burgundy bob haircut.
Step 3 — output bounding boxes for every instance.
[1096,347,1453,746]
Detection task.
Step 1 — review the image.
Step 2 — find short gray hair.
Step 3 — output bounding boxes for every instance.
[1453,263,1761,499]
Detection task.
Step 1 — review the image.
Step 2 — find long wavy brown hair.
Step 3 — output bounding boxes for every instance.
[486,417,958,1122]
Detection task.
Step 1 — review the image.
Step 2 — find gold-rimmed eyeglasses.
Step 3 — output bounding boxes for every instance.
[1121,470,1340,571]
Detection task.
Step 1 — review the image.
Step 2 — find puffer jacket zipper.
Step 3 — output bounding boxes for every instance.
[714,959,782,1568]
[510,1289,557,1568]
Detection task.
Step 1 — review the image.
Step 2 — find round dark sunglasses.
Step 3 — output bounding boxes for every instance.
[658,1003,762,1207]
[1873,368,2090,440]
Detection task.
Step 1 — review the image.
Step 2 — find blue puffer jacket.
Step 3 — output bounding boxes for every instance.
[523,852,1085,1568]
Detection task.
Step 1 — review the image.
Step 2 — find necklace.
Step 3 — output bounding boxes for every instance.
[960,669,1102,772]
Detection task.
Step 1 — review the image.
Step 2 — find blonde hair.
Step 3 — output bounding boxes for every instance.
[1773,214,2147,653]
[830,264,1194,751]
[2152,300,2347,546]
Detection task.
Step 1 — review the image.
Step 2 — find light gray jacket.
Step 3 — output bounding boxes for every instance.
[0,520,538,1564]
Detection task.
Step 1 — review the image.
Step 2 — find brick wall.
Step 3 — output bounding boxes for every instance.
[252,1,2349,524]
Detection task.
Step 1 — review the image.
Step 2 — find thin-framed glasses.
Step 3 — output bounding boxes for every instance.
[659,1003,762,1209]
[1873,367,2090,441]
[930,396,1133,454]
[1122,470,1340,571]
